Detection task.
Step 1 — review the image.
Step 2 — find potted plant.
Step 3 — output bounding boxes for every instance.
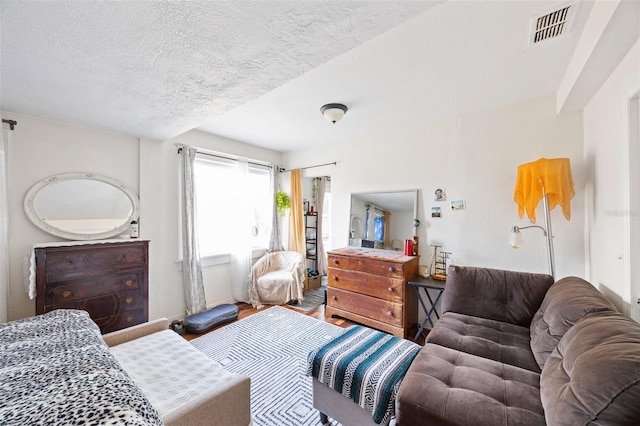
[276,191,291,217]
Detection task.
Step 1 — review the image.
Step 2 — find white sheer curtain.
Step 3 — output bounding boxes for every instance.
[268,167,284,252]
[315,177,328,276]
[179,145,207,315]
[229,159,253,303]
[0,126,9,323]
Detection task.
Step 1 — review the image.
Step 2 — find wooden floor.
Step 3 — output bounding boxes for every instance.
[181,301,428,345]
[181,302,358,341]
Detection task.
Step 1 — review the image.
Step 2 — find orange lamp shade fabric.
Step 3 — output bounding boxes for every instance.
[514,158,575,223]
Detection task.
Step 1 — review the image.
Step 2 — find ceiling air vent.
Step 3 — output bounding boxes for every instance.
[531,4,572,44]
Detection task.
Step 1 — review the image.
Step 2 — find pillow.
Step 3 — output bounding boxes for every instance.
[530,277,617,370]
[540,312,640,425]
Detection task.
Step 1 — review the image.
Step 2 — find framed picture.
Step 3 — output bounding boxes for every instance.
[431,206,441,218]
[435,188,446,201]
[450,200,466,210]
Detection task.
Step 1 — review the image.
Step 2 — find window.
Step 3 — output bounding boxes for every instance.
[193,155,272,257]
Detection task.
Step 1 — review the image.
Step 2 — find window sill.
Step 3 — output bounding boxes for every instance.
[202,253,231,267]
[177,248,267,270]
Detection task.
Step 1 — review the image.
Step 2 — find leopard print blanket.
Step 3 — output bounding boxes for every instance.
[0,309,163,425]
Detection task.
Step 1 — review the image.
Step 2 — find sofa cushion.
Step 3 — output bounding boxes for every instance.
[442,266,554,327]
[529,277,617,370]
[427,312,540,372]
[540,312,640,426]
[397,343,545,426]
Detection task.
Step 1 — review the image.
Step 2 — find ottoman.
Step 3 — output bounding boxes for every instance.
[307,325,420,425]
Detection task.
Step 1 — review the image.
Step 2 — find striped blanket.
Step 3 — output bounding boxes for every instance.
[307,325,420,424]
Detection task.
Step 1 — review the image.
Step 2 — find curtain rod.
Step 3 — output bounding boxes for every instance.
[2,119,17,130]
[280,161,337,172]
[176,145,272,169]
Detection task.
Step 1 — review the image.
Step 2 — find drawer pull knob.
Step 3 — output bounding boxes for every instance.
[388,267,395,273]
[388,287,394,292]
[387,310,394,317]
[333,275,339,281]
[332,296,337,301]
[125,298,133,304]
[125,280,133,287]
[333,259,339,265]
[126,316,133,322]
[62,291,71,298]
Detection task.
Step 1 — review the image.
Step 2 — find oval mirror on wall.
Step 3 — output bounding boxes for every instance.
[24,172,140,241]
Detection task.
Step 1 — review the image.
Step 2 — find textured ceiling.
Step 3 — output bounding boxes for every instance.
[1,1,600,151]
[0,1,437,141]
[199,0,597,151]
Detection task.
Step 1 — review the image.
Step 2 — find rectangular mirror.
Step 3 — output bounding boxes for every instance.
[349,190,418,250]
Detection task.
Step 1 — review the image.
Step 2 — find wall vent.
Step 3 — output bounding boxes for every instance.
[531,5,572,44]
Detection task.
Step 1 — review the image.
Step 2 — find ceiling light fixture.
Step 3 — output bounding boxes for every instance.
[320,103,348,124]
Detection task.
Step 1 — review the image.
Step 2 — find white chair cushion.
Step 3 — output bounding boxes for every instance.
[249,251,305,307]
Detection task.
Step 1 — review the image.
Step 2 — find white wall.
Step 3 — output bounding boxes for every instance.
[140,130,282,321]
[284,95,585,279]
[3,112,282,322]
[583,39,640,315]
[2,95,591,324]
[389,210,413,245]
[3,111,139,321]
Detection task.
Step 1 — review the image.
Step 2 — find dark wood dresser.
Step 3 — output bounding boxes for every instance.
[35,240,148,334]
[326,247,418,339]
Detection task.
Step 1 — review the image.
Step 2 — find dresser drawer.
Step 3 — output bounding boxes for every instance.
[39,244,146,273]
[93,310,146,334]
[328,254,405,279]
[44,272,141,305]
[46,287,142,313]
[327,267,403,302]
[327,287,403,327]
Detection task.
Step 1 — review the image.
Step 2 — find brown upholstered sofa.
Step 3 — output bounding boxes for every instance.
[396,266,640,426]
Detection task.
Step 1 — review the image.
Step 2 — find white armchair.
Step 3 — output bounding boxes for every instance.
[249,251,306,308]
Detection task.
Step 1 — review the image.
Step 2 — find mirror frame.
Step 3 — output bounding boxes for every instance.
[24,172,140,241]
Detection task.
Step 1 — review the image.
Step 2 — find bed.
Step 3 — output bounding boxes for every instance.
[0,309,163,425]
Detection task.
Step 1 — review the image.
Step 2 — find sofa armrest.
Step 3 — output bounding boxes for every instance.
[103,318,170,347]
[441,266,554,327]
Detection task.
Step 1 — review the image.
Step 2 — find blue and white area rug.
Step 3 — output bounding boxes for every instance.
[191,305,343,425]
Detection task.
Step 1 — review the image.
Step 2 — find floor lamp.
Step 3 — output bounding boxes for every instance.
[511,158,574,279]
[509,192,556,278]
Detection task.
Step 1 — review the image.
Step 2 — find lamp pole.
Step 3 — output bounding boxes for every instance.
[541,191,556,279]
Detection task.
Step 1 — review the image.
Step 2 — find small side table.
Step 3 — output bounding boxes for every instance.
[408,275,446,342]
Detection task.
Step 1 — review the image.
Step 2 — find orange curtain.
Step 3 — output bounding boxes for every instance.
[514,157,574,223]
[288,169,305,256]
